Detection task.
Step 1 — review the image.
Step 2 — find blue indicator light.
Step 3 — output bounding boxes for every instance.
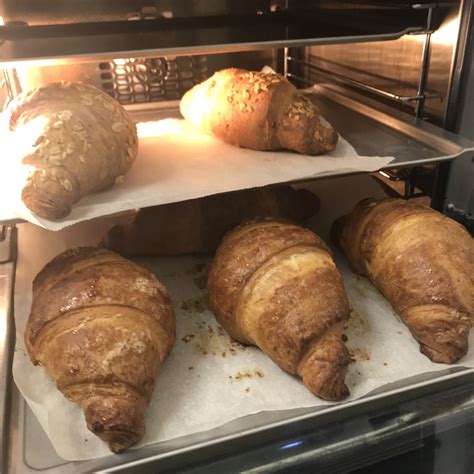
[280,440,303,450]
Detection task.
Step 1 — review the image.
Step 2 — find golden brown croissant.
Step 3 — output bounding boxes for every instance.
[208,220,351,401]
[180,68,338,155]
[102,185,320,257]
[25,247,175,453]
[4,82,138,220]
[333,198,473,364]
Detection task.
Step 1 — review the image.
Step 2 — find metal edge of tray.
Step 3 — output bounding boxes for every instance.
[313,84,474,159]
[0,27,423,67]
[0,225,16,474]
[9,368,472,473]
[127,89,474,166]
[88,369,474,473]
[168,380,474,474]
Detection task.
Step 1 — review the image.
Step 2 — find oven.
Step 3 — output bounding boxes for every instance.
[0,1,473,472]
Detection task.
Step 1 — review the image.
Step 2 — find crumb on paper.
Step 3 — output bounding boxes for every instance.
[383,362,388,366]
[346,309,371,336]
[192,322,247,357]
[342,334,348,342]
[186,262,209,275]
[230,369,264,381]
[188,366,194,370]
[354,284,368,297]
[181,334,195,343]
[195,343,208,355]
[397,331,402,335]
[245,387,250,393]
[349,347,371,362]
[180,296,207,314]
[84,439,88,442]
[193,275,207,290]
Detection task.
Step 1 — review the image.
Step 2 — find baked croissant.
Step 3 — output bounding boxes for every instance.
[180,68,338,155]
[333,198,473,364]
[208,220,351,400]
[4,81,138,220]
[25,247,175,453]
[102,185,320,257]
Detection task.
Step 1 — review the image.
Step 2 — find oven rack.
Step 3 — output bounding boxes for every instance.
[0,4,443,66]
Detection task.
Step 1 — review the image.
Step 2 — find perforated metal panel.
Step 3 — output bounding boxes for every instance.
[97,56,208,104]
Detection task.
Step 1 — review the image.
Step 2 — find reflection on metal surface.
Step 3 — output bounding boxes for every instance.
[305,7,461,125]
[307,37,424,105]
[289,57,438,102]
[280,440,304,450]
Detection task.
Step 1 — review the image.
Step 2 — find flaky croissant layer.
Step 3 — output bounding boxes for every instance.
[208,220,351,401]
[334,198,473,364]
[25,247,176,452]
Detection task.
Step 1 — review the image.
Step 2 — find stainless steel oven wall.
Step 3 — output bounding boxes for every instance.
[444,45,474,231]
[302,5,462,126]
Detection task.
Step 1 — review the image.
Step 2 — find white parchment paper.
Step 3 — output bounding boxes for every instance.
[0,116,394,229]
[12,175,473,461]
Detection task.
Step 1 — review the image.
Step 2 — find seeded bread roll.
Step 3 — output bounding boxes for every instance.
[180,68,338,155]
[4,81,138,220]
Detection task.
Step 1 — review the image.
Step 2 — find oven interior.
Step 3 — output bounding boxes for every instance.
[0,1,473,472]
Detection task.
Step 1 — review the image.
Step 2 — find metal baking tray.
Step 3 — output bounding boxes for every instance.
[2,174,473,473]
[127,83,474,169]
[1,84,473,226]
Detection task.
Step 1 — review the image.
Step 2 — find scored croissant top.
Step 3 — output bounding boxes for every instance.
[26,246,174,356]
[334,198,473,363]
[208,220,351,401]
[25,246,175,453]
